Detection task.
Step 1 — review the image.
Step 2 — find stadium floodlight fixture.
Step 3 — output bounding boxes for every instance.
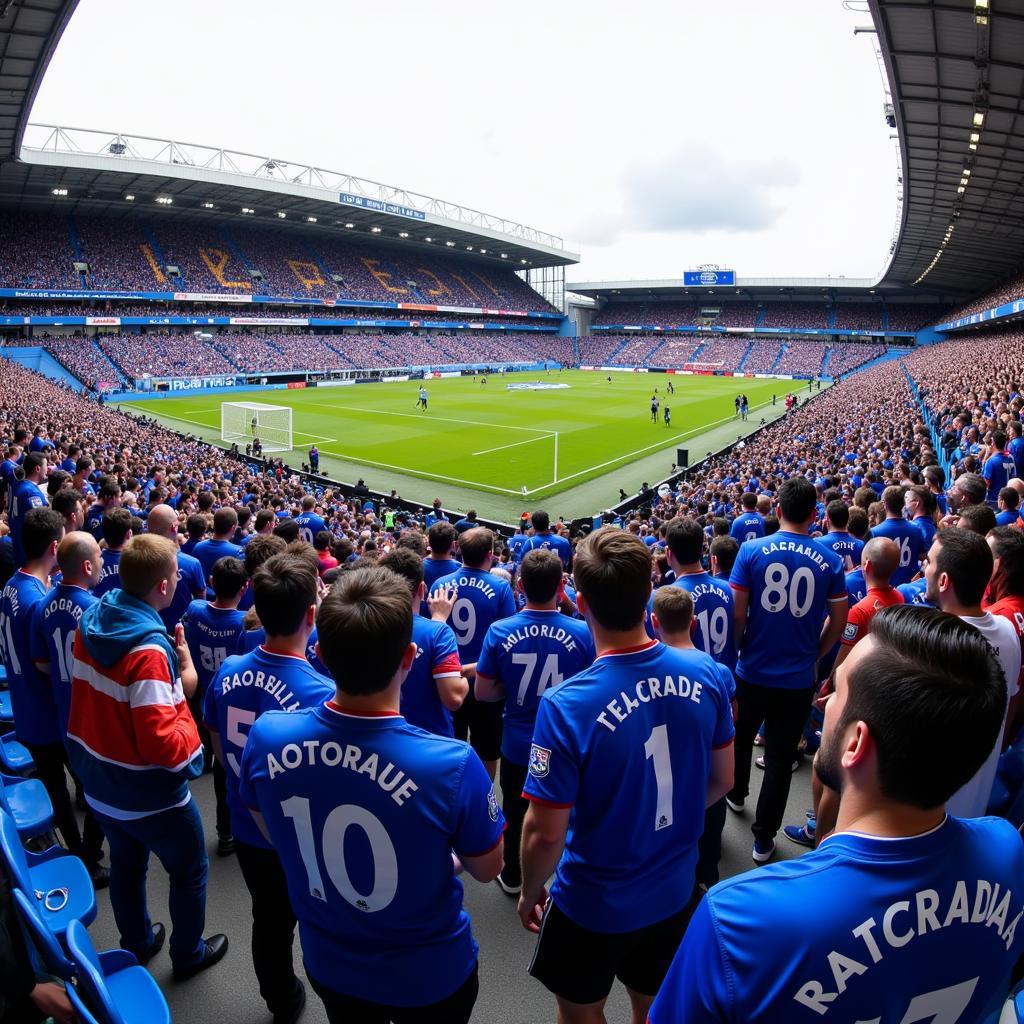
[479,249,487,254]
[466,245,474,251]
[306,216,317,223]
[399,231,409,238]
[51,187,68,196]
[957,185,966,194]
[202,201,215,209]
[970,131,981,143]
[962,168,971,176]
[241,206,255,214]
[124,193,135,201]
[445,240,456,247]
[424,236,433,242]
[521,259,528,264]
[277,211,287,218]
[156,196,173,205]
[501,253,508,259]
[973,111,985,127]
[371,226,382,233]
[344,222,355,228]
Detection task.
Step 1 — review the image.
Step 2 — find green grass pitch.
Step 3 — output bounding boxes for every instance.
[118,371,784,502]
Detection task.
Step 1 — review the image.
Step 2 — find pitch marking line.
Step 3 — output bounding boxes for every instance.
[296,399,550,435]
[472,435,554,457]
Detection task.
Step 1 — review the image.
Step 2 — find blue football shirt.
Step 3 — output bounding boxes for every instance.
[729,512,764,543]
[400,616,462,737]
[911,514,937,550]
[646,572,737,671]
[30,583,96,733]
[421,556,461,617]
[191,538,244,596]
[984,450,1017,501]
[523,640,734,932]
[0,571,58,744]
[238,703,504,1006]
[93,549,123,598]
[8,480,46,565]
[730,532,846,689]
[819,530,864,568]
[650,816,1024,1024]
[846,568,868,605]
[870,518,925,588]
[295,512,327,545]
[475,608,595,764]
[430,566,516,664]
[204,646,333,848]
[522,531,572,567]
[183,600,247,695]
[158,551,207,634]
[237,626,328,676]
[897,577,933,607]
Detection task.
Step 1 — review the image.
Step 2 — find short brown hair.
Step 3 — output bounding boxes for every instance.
[213,507,238,536]
[652,586,693,635]
[244,533,287,576]
[519,548,563,604]
[458,527,494,568]
[379,547,424,594]
[253,554,318,637]
[573,527,652,631]
[316,567,413,696]
[118,534,178,598]
[427,521,458,555]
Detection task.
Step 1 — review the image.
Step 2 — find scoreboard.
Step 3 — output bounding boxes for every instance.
[683,270,735,287]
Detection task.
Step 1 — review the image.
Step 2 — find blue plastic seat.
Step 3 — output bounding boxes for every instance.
[0,771,54,839]
[0,732,33,773]
[11,887,74,979]
[66,988,102,1024]
[0,810,95,942]
[0,690,12,722]
[66,919,171,1024]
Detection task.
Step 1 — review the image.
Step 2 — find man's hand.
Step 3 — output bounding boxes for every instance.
[517,885,548,934]
[30,981,76,1024]
[429,585,458,622]
[175,623,199,698]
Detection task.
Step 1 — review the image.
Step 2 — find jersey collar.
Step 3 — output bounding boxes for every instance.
[259,645,308,662]
[597,639,659,660]
[325,699,402,719]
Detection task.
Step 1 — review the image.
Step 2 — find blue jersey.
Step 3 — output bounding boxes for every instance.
[911,514,937,550]
[295,513,326,545]
[897,577,933,607]
[238,703,503,1006]
[158,552,207,634]
[8,480,46,565]
[870,518,925,587]
[430,566,516,664]
[475,608,595,764]
[400,616,462,737]
[29,584,96,734]
[508,534,529,565]
[1010,436,1024,480]
[237,626,327,676]
[653,572,737,671]
[421,556,460,616]
[191,538,243,596]
[650,816,1024,1024]
[0,571,57,744]
[729,512,764,543]
[93,549,123,598]
[819,530,863,568]
[846,568,868,605]
[984,450,1016,501]
[204,646,332,848]
[730,532,846,690]
[523,531,572,567]
[183,600,247,695]
[997,509,1021,527]
[524,640,734,932]
[84,503,105,542]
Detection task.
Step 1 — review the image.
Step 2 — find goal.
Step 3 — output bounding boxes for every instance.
[221,402,292,453]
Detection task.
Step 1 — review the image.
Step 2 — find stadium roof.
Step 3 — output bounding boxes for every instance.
[873,0,1024,295]
[0,0,78,161]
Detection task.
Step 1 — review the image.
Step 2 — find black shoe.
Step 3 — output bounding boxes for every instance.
[88,863,110,890]
[172,934,229,981]
[496,871,522,896]
[216,835,236,857]
[273,980,307,1024]
[138,923,166,966]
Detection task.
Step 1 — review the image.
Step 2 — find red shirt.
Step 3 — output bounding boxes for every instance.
[841,586,905,647]
[989,595,1024,688]
[317,551,339,576]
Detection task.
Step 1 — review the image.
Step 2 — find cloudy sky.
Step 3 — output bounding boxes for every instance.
[29,0,897,284]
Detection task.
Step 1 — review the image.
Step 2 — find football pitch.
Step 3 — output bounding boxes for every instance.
[117,371,800,521]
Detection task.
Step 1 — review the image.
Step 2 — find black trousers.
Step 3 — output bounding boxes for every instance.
[25,741,104,865]
[498,759,527,884]
[695,797,727,888]
[309,963,478,1024]
[729,678,815,844]
[235,840,303,1018]
[189,693,231,839]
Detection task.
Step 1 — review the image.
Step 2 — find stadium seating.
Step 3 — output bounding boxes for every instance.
[826,341,887,376]
[741,339,783,373]
[687,336,752,371]
[774,340,827,376]
[760,302,830,329]
[832,303,881,330]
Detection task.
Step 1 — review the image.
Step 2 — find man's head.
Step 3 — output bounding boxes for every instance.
[458,527,494,570]
[860,537,899,588]
[881,485,906,517]
[118,534,179,609]
[244,533,288,577]
[573,527,652,633]
[22,507,64,566]
[924,529,993,610]
[824,500,849,532]
[817,606,1006,810]
[101,507,134,550]
[378,547,425,606]
[186,514,207,541]
[957,503,997,536]
[427,521,458,556]
[97,476,121,506]
[988,526,1024,602]
[22,452,47,484]
[949,472,986,510]
[252,553,318,639]
[519,548,563,607]
[58,531,102,590]
[316,567,415,696]
[50,487,84,532]
[212,507,238,539]
[211,557,248,605]
[776,476,817,528]
[531,510,551,533]
[253,508,276,535]
[740,492,758,512]
[998,487,1020,513]
[651,586,693,643]
[145,504,180,541]
[710,535,739,578]
[904,485,936,521]
[663,517,704,569]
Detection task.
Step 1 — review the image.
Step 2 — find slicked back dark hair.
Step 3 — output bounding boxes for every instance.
[825,500,849,529]
[664,516,705,565]
[840,606,1006,808]
[777,476,817,524]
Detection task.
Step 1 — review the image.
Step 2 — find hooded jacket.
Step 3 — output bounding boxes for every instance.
[67,588,203,819]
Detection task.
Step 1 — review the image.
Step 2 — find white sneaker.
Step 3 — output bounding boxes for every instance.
[725,796,745,813]
[496,873,522,896]
[752,838,776,864]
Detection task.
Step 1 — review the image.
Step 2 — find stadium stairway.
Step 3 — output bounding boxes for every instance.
[754,306,766,328]
[323,338,358,368]
[736,341,755,372]
[881,306,891,332]
[142,227,171,280]
[644,339,667,366]
[827,305,837,330]
[821,346,834,374]
[66,216,87,287]
[223,230,264,293]
[90,340,130,387]
[768,344,785,373]
[688,341,707,362]
[304,243,335,285]
[608,336,632,363]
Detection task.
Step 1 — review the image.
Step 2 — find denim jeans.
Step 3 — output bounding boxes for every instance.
[95,798,208,968]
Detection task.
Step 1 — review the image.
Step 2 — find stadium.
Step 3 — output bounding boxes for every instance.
[1,0,1024,1022]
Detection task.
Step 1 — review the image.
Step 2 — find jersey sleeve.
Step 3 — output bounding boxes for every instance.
[202,672,219,732]
[237,718,268,811]
[497,583,516,621]
[729,542,751,592]
[452,749,505,858]
[431,622,461,677]
[474,625,499,681]
[715,662,737,703]
[648,897,732,1024]
[29,601,48,664]
[827,556,847,600]
[522,696,578,808]
[840,603,867,646]
[711,669,735,749]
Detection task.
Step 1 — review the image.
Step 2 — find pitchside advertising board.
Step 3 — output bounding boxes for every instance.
[683,270,736,287]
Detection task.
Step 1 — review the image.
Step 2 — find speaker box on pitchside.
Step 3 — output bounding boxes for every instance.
[676,448,689,468]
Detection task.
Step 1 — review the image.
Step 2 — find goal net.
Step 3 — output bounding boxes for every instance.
[221,402,293,453]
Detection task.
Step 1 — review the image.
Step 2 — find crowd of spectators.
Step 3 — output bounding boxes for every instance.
[647,337,702,367]
[773,340,827,376]
[592,302,698,327]
[740,338,782,373]
[887,303,948,330]
[832,302,881,330]
[98,333,238,381]
[39,338,129,390]
[826,340,887,376]
[75,218,161,292]
[711,301,759,327]
[940,268,1024,322]
[760,302,830,329]
[0,214,78,290]
[687,335,752,370]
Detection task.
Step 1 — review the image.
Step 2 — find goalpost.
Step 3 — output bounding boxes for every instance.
[221,402,293,453]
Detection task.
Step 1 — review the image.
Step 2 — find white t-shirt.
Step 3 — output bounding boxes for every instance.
[947,612,1021,818]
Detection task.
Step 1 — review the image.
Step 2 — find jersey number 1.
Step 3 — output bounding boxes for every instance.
[644,724,674,831]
